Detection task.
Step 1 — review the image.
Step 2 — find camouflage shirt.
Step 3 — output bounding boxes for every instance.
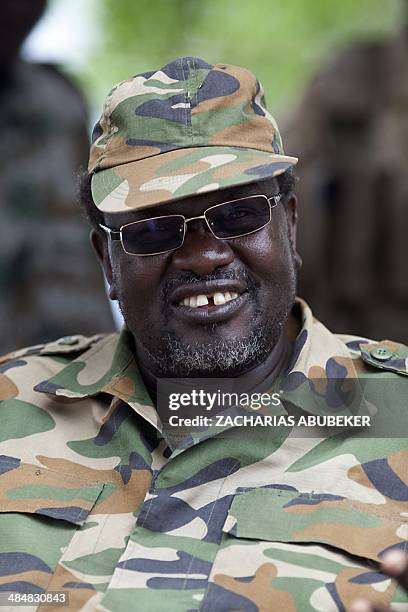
[0,299,407,611]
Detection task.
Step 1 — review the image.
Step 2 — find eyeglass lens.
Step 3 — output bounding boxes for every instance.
[206,196,271,239]
[121,196,271,255]
[121,216,185,255]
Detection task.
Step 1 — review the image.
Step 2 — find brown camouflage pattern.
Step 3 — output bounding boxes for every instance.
[89,57,297,213]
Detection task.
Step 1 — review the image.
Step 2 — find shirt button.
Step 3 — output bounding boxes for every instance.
[58,335,80,346]
[370,347,394,361]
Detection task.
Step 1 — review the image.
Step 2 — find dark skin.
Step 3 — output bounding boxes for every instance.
[350,551,408,611]
[91,177,408,608]
[91,178,299,382]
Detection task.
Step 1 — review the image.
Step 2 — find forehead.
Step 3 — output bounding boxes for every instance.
[103,177,280,226]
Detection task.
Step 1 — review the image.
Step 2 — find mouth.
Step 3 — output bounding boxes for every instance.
[169,281,250,324]
[179,290,240,308]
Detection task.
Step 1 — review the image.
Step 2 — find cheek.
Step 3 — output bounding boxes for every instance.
[112,251,165,317]
[236,223,294,283]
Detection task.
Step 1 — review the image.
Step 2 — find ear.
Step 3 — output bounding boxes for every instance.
[90,229,118,300]
[284,194,302,269]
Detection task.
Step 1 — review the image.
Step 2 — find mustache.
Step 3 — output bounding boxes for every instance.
[161,268,259,302]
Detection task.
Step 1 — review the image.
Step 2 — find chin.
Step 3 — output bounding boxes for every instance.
[142,319,279,378]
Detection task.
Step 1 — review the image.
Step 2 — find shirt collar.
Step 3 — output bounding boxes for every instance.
[285,297,360,379]
[280,297,363,416]
[34,328,161,431]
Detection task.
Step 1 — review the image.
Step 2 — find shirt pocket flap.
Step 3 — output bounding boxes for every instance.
[0,458,104,526]
[223,487,406,562]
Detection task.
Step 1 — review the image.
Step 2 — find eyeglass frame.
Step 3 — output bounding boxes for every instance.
[99,193,282,257]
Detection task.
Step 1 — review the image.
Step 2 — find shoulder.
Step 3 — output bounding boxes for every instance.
[0,334,107,401]
[0,333,117,471]
[337,333,408,377]
[0,334,105,365]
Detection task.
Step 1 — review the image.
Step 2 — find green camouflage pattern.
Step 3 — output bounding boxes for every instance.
[89,57,298,213]
[0,299,407,611]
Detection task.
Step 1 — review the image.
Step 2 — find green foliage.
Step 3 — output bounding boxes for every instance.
[83,0,402,114]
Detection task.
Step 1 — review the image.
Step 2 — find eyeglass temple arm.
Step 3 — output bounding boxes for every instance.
[267,194,282,208]
[99,224,121,240]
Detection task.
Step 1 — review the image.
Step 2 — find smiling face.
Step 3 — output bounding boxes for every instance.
[92,178,299,378]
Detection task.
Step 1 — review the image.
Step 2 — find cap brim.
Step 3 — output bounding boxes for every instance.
[91,146,298,214]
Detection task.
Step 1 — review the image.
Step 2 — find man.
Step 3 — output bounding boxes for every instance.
[0,58,406,612]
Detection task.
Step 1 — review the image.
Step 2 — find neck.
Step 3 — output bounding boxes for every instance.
[232,331,291,390]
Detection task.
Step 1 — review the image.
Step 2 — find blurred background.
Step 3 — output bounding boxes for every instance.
[1,0,407,352]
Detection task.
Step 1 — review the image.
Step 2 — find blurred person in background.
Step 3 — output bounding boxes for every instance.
[285,5,408,342]
[0,0,114,353]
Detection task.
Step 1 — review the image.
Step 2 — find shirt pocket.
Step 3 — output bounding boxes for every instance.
[203,487,407,612]
[0,459,104,597]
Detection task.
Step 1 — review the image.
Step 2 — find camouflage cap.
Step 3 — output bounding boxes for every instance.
[89,56,298,213]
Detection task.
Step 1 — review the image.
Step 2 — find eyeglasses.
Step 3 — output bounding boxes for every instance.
[99,193,282,256]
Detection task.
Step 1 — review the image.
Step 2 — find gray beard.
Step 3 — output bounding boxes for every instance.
[140,314,281,378]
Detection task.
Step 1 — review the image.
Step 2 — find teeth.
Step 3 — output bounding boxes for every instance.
[179,291,240,308]
[196,294,209,306]
[213,292,226,305]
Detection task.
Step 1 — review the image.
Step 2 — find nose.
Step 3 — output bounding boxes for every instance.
[172,218,234,275]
